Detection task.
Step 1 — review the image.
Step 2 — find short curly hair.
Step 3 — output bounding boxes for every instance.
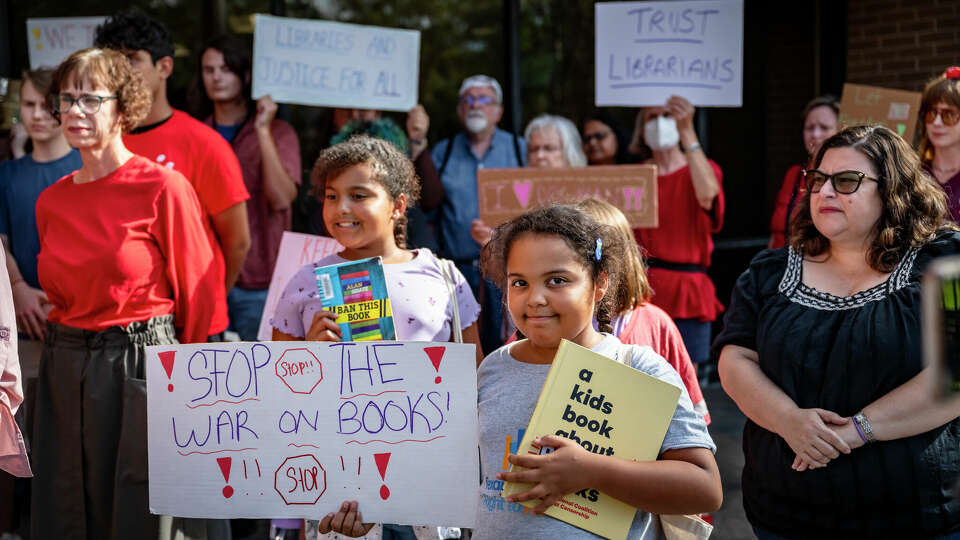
[310,135,421,248]
[48,48,150,133]
[480,204,623,334]
[94,9,174,62]
[789,125,954,272]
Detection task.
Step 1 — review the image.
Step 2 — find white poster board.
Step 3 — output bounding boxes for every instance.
[595,0,743,107]
[257,232,343,341]
[252,14,420,111]
[146,341,479,525]
[26,17,106,69]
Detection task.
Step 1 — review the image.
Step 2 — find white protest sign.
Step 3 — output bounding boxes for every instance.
[26,17,106,69]
[252,14,420,111]
[146,341,479,525]
[257,232,343,341]
[595,0,743,107]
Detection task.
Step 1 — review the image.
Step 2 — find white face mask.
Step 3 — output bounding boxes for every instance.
[643,116,680,151]
[464,110,488,134]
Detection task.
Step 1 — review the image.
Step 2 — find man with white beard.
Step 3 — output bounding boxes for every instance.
[431,75,525,354]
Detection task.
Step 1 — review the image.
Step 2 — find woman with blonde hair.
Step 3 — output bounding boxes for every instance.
[577,198,708,422]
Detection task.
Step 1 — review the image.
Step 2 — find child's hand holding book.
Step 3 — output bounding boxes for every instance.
[497,434,597,514]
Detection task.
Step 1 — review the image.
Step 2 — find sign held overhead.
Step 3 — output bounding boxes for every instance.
[838,83,922,144]
[252,15,420,111]
[595,0,744,107]
[27,17,107,69]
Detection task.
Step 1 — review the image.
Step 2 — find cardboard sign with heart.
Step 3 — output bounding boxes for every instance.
[477,165,658,228]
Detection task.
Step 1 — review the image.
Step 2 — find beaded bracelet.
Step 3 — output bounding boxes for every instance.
[853,418,869,444]
[853,412,877,444]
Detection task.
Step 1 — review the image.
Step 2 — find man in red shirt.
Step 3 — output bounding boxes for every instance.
[95,10,251,342]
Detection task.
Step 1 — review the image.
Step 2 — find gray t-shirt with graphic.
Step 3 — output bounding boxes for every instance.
[474,334,715,540]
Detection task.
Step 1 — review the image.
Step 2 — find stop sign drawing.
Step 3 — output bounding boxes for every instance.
[274,454,327,505]
[275,348,323,394]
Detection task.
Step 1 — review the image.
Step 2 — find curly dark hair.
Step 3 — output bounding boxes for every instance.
[188,35,254,121]
[94,9,174,62]
[789,125,954,272]
[480,204,623,334]
[310,135,421,248]
[48,48,150,133]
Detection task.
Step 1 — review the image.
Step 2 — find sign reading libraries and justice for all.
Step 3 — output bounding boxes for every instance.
[252,15,420,111]
[146,341,478,526]
[595,0,744,107]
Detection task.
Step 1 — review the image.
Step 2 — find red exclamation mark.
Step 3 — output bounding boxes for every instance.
[424,346,446,384]
[158,351,176,392]
[374,452,391,500]
[217,457,233,498]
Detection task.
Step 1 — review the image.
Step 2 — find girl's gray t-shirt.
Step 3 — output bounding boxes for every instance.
[474,334,715,540]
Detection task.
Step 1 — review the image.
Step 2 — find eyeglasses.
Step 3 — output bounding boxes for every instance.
[459,95,496,107]
[803,169,879,194]
[582,132,611,144]
[925,107,960,126]
[54,94,118,115]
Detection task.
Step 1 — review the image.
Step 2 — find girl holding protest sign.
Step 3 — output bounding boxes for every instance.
[270,135,481,358]
[318,205,720,539]
[271,136,481,540]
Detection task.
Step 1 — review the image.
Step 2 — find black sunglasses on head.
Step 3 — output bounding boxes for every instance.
[802,169,879,194]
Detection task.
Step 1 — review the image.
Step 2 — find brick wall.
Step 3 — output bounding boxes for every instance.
[764,2,818,207]
[847,0,960,92]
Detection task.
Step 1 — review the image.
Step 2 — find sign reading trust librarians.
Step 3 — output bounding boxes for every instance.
[595,0,744,107]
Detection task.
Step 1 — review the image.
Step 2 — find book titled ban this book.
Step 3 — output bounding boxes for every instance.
[314,256,395,341]
[501,339,682,540]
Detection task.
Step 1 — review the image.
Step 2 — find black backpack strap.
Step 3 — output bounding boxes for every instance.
[513,131,523,166]
[438,136,456,176]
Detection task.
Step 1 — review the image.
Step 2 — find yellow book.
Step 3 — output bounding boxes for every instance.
[500,339,682,540]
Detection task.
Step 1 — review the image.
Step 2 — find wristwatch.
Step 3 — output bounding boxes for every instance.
[684,142,702,153]
[853,412,877,443]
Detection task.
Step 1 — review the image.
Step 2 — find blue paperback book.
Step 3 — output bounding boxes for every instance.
[314,256,395,341]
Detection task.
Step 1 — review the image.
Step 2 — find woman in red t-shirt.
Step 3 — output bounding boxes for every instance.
[631,95,723,370]
[31,49,220,540]
[768,95,839,249]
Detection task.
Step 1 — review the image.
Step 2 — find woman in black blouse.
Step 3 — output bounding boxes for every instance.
[715,125,960,538]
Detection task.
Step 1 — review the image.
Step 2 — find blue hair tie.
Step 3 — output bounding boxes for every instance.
[595,238,603,261]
